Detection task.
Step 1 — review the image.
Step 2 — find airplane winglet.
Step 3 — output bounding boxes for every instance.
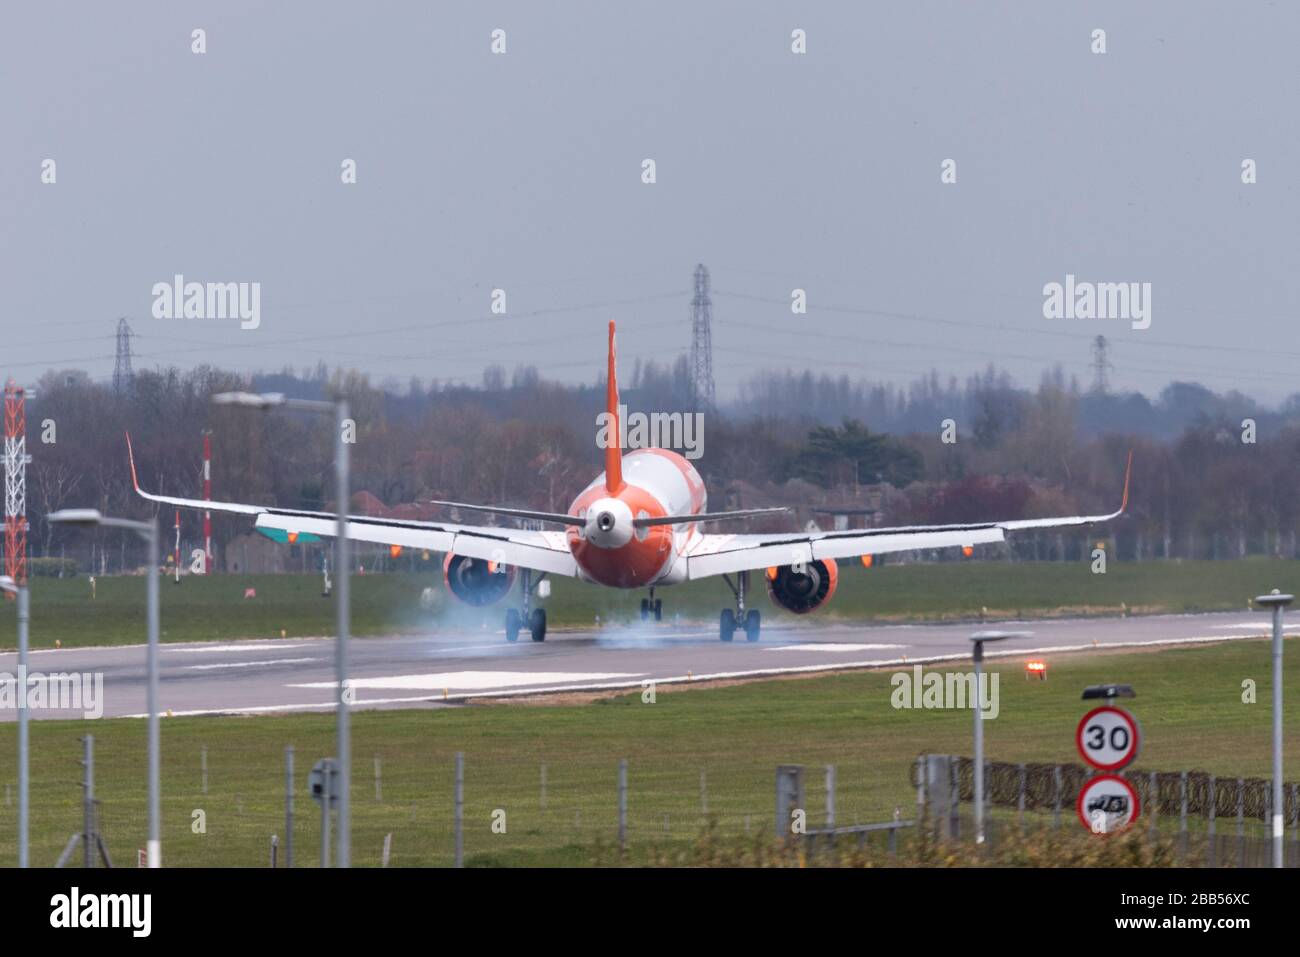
[126,431,141,493]
[1119,449,1133,514]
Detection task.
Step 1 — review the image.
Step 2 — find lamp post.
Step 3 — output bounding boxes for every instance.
[48,509,160,866]
[1255,589,1293,869]
[0,575,28,866]
[969,630,1030,844]
[213,391,351,866]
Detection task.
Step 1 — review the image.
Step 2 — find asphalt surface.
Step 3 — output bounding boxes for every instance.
[0,611,1289,721]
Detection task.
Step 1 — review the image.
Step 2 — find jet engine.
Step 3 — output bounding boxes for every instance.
[442,553,516,606]
[764,558,838,614]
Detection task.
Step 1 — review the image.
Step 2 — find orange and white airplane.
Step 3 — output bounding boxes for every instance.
[129,320,1131,643]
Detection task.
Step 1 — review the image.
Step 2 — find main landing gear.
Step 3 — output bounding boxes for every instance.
[639,588,663,622]
[720,571,760,642]
[505,568,548,643]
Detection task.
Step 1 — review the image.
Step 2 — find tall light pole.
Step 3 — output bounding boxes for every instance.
[48,509,160,866]
[1255,590,1293,869]
[968,630,1029,844]
[213,391,351,866]
[0,575,28,866]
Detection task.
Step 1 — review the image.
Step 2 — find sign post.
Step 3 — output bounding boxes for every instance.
[1076,686,1142,834]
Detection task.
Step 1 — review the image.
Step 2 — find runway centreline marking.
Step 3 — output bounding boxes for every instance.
[762,643,907,652]
[184,657,324,671]
[289,670,644,691]
[121,630,1271,719]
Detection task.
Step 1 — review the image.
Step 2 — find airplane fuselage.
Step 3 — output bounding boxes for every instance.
[566,447,706,588]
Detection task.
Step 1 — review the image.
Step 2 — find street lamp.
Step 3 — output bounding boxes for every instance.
[1255,589,1294,869]
[48,508,161,867]
[0,574,29,867]
[213,389,352,866]
[969,630,1030,844]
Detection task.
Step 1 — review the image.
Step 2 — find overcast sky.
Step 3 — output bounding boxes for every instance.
[3,1,1297,403]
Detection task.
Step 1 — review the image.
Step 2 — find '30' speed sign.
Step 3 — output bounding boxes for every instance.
[1075,706,1141,771]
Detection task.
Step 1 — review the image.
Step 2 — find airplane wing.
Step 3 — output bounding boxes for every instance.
[126,436,578,577]
[685,453,1132,580]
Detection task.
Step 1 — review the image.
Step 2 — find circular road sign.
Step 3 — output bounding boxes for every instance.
[1077,774,1141,834]
[1075,705,1141,771]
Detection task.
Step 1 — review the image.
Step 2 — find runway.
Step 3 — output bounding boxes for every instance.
[0,610,1289,721]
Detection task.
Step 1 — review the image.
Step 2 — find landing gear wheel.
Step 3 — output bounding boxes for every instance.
[529,607,547,642]
[653,598,663,621]
[640,598,650,621]
[720,609,736,642]
[505,608,521,643]
[744,609,761,642]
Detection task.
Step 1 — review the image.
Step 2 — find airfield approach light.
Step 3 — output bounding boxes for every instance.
[968,631,1031,844]
[1255,588,1294,868]
[961,545,974,558]
[1025,659,1047,681]
[861,554,873,568]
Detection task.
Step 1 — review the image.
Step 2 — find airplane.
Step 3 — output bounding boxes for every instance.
[128,320,1131,643]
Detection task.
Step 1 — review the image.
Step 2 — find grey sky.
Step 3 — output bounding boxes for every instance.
[3,2,1297,402]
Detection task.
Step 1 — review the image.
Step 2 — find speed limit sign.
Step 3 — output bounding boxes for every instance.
[1076,706,1141,771]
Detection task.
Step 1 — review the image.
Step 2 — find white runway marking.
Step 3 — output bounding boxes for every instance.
[289,670,643,691]
[185,657,322,671]
[763,643,906,653]
[168,642,321,654]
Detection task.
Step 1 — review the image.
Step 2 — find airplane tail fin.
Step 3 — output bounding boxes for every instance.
[604,320,624,493]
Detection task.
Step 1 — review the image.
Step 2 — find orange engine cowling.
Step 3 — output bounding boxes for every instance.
[442,552,516,606]
[764,558,838,614]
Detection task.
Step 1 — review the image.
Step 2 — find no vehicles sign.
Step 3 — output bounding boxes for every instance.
[1076,705,1141,771]
[1078,774,1141,833]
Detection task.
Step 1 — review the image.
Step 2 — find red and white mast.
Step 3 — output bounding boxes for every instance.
[3,380,30,595]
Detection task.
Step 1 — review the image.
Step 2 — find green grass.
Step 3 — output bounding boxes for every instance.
[1,557,1296,649]
[0,637,1292,866]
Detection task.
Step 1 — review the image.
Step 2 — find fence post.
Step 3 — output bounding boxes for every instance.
[915,756,926,829]
[1236,777,1245,867]
[618,759,628,849]
[374,755,382,802]
[1053,765,1062,829]
[1148,771,1158,840]
[83,735,94,869]
[1179,771,1188,863]
[948,758,959,840]
[1017,763,1026,827]
[825,765,836,830]
[454,752,464,868]
[270,834,278,868]
[201,746,208,795]
[1207,775,1217,867]
[284,746,294,869]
